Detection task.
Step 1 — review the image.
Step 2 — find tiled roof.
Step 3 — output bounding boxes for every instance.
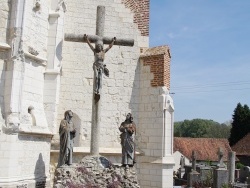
[140,45,170,58]
[231,133,250,156]
[174,137,232,162]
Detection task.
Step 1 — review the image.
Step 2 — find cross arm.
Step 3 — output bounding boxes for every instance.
[64,33,134,47]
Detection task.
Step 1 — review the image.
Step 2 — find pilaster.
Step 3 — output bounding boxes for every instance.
[44,0,66,134]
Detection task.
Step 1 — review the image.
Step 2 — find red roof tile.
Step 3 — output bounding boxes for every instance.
[231,133,250,156]
[174,137,232,162]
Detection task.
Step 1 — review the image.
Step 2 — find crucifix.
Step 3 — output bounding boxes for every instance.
[191,150,197,171]
[64,6,134,155]
[217,147,224,168]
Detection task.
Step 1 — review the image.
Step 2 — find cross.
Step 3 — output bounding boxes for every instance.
[64,6,134,155]
[191,150,197,171]
[217,147,224,168]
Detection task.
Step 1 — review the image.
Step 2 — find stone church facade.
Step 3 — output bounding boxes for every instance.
[0,0,174,187]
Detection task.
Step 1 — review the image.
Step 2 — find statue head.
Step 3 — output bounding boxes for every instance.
[96,40,103,52]
[125,113,133,122]
[64,110,73,122]
[28,106,34,114]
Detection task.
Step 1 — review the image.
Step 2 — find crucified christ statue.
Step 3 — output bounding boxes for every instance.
[84,34,116,95]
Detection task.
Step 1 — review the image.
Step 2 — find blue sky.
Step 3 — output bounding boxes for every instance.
[149,0,250,123]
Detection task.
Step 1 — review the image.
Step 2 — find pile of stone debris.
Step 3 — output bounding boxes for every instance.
[54,155,140,188]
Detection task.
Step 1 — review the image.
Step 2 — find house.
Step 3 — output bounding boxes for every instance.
[173,137,233,171]
[232,133,250,166]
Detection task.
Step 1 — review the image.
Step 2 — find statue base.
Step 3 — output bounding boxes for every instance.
[54,155,140,188]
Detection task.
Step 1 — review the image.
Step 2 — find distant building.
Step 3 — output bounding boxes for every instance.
[173,137,233,171]
[232,133,250,166]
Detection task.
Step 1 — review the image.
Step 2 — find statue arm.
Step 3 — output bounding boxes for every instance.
[119,123,126,132]
[104,37,116,53]
[84,34,95,52]
[59,120,68,136]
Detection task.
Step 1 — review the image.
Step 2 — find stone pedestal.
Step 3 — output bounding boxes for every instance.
[54,155,140,188]
[213,168,228,188]
[247,177,250,188]
[228,151,236,184]
[187,170,200,188]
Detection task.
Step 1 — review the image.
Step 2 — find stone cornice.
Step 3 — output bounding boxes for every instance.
[18,130,53,137]
[44,69,61,75]
[24,51,47,66]
[51,147,141,156]
[0,42,11,51]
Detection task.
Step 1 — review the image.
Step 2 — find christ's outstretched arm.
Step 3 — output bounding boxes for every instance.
[84,34,95,52]
[104,37,116,53]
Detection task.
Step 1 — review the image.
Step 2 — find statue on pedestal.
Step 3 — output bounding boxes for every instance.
[119,113,136,168]
[58,110,76,166]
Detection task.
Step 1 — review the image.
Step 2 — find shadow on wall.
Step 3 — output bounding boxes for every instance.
[0,58,7,134]
[129,60,141,152]
[34,153,46,188]
[0,1,13,128]
[56,40,63,62]
[72,112,82,147]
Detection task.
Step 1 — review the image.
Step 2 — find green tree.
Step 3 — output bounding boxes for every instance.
[174,119,231,138]
[229,103,250,146]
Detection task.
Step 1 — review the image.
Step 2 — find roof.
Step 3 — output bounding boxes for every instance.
[231,133,250,156]
[140,45,170,58]
[174,137,232,162]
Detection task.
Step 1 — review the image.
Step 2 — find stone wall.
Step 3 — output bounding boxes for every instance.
[22,0,50,58]
[21,59,48,128]
[0,0,9,42]
[0,0,10,132]
[0,0,58,187]
[3,0,50,129]
[20,0,49,128]
[0,134,51,187]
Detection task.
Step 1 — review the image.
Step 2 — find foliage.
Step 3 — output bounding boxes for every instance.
[174,119,231,138]
[236,162,245,169]
[66,180,99,188]
[228,103,250,146]
[205,160,212,166]
[192,169,213,188]
[221,183,233,188]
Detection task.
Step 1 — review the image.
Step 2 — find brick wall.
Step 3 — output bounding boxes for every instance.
[140,46,171,89]
[121,0,149,36]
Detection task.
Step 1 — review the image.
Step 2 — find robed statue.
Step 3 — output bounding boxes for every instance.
[58,110,76,166]
[119,113,136,168]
